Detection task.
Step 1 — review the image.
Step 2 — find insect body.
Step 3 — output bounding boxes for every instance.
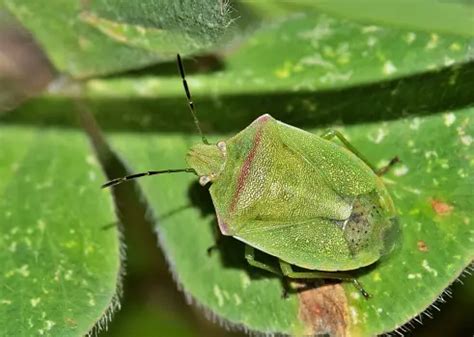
[103,55,400,297]
[189,114,399,272]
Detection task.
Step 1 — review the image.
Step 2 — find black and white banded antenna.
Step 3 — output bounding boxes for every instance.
[177,53,209,145]
[101,55,210,188]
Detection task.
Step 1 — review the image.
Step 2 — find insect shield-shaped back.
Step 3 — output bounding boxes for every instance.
[188,114,399,272]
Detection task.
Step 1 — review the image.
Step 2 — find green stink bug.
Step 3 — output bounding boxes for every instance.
[103,54,400,298]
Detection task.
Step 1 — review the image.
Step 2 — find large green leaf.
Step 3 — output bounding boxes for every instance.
[0,125,120,336]
[80,9,472,337]
[3,5,473,337]
[2,0,232,77]
[105,107,473,336]
[312,0,474,37]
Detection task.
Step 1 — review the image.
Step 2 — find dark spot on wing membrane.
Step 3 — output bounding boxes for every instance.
[338,191,399,257]
[342,195,375,255]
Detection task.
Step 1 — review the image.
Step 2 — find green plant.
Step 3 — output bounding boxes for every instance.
[1,1,473,336]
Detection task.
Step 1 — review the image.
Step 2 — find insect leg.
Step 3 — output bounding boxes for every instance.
[279,260,370,298]
[207,228,223,256]
[376,156,400,176]
[320,129,378,173]
[244,245,282,276]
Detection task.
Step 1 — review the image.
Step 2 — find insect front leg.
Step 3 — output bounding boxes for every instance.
[278,260,370,299]
[376,156,400,176]
[244,245,282,276]
[320,129,378,173]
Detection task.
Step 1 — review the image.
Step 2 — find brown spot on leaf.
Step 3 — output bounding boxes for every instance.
[298,283,349,337]
[417,240,428,252]
[430,199,453,216]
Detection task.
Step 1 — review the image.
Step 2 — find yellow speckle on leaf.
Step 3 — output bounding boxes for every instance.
[426,33,439,49]
[449,42,461,51]
[372,272,382,282]
[275,62,292,79]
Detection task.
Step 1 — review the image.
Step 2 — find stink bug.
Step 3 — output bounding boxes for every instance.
[103,54,401,298]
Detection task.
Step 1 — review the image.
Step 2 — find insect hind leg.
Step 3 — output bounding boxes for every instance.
[320,129,377,173]
[278,260,370,299]
[244,245,282,276]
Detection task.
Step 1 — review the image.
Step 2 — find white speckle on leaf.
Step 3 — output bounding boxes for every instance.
[319,71,353,84]
[351,292,361,300]
[370,128,388,144]
[299,53,334,69]
[422,259,438,277]
[408,273,422,279]
[424,150,438,159]
[350,306,359,324]
[213,285,224,307]
[298,19,333,47]
[410,117,421,130]
[394,165,409,176]
[233,294,242,306]
[85,155,98,166]
[361,25,380,33]
[30,298,41,307]
[405,32,416,44]
[88,293,96,307]
[45,320,55,331]
[0,299,12,305]
[377,308,383,314]
[402,186,421,195]
[426,33,439,49]
[443,113,456,127]
[460,135,472,146]
[18,264,30,277]
[383,61,397,75]
[367,36,377,47]
[457,169,468,178]
[444,56,455,67]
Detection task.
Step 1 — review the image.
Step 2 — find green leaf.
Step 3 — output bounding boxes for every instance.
[105,107,473,336]
[0,125,120,336]
[74,11,473,133]
[78,9,472,336]
[312,0,474,37]
[2,0,232,77]
[4,6,474,337]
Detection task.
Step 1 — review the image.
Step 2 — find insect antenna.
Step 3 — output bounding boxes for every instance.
[102,168,196,189]
[177,54,209,145]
